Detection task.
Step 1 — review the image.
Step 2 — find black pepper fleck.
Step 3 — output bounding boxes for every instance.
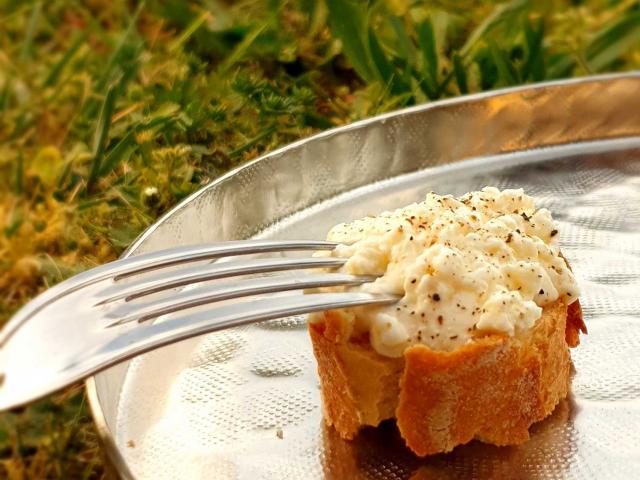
[433,293,441,301]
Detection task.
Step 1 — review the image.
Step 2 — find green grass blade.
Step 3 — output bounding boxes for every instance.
[4,209,23,238]
[489,42,520,86]
[19,0,41,61]
[453,54,468,94]
[325,0,376,82]
[586,11,640,72]
[416,78,436,99]
[88,84,118,192]
[546,53,576,79]
[388,16,416,65]
[55,159,73,190]
[94,2,144,93]
[98,112,176,176]
[99,130,136,176]
[460,0,528,57]
[308,0,329,38]
[219,23,267,74]
[368,28,395,87]
[168,10,211,53]
[14,153,23,195]
[382,17,414,92]
[0,76,12,113]
[229,125,276,158]
[43,34,86,87]
[521,17,545,81]
[417,19,438,97]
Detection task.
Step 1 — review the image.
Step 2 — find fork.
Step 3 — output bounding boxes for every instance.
[0,240,398,411]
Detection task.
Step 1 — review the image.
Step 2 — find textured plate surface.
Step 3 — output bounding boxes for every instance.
[87,74,640,479]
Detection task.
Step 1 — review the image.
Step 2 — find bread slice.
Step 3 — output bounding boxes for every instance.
[309,300,585,456]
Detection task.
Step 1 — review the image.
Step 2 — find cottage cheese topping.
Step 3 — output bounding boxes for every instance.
[312,187,579,358]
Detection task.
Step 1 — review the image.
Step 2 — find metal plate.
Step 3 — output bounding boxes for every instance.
[87,74,640,479]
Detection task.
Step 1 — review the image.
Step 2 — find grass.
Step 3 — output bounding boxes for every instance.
[0,0,639,477]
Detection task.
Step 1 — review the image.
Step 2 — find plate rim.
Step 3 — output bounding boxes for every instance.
[85,71,640,479]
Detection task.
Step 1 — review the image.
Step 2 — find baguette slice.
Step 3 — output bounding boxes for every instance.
[309,300,585,456]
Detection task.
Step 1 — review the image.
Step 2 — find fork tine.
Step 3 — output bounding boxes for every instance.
[0,240,339,345]
[82,293,399,375]
[0,291,399,411]
[110,240,340,280]
[104,273,375,327]
[96,256,347,305]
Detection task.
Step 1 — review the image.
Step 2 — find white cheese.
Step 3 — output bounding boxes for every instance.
[311,187,579,358]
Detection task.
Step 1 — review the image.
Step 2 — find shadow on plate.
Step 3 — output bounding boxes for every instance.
[321,396,577,480]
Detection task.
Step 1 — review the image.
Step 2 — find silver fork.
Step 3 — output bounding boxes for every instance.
[0,240,398,411]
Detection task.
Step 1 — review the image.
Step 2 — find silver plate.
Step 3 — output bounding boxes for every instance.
[87,73,640,479]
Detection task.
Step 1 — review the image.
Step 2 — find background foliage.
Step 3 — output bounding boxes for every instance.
[0,0,639,477]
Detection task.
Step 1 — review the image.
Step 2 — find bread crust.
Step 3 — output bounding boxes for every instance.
[309,299,584,456]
